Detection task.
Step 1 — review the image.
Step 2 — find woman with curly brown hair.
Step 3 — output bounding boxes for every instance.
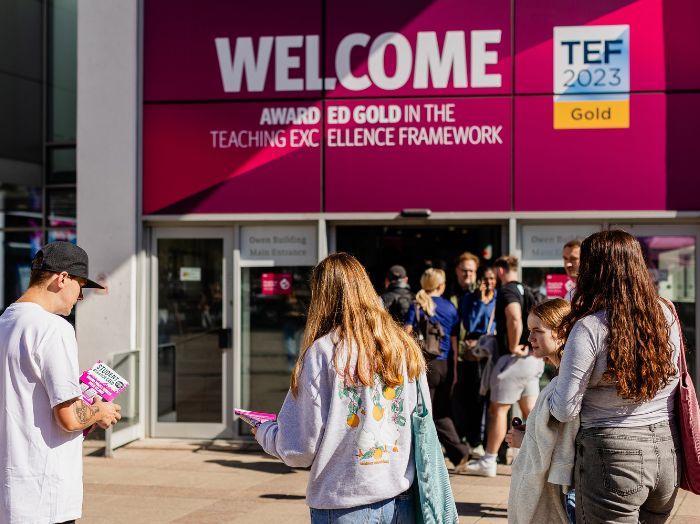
[549,230,682,523]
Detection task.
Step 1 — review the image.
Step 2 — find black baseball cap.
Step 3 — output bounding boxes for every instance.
[387,264,407,281]
[31,241,104,289]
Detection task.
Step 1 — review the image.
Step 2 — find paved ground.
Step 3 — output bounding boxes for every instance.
[82,440,700,523]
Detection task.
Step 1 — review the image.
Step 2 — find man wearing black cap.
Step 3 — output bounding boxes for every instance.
[0,241,121,524]
[380,264,414,324]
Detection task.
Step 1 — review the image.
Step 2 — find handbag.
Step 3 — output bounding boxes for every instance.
[661,298,700,494]
[412,378,459,523]
[471,304,496,360]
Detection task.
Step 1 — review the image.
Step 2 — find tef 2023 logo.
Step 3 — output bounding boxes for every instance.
[553,25,630,129]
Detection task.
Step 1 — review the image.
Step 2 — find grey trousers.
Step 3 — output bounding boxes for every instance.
[575,420,681,523]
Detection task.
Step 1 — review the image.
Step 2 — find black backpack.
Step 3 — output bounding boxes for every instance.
[415,304,444,358]
[383,288,414,324]
[521,284,546,317]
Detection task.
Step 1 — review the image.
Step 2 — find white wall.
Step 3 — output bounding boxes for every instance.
[75,0,140,370]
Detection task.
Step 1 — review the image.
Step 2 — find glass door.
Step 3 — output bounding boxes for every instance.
[238,266,312,436]
[151,228,233,438]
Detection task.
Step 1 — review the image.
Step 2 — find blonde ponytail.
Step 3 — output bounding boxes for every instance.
[416,268,446,316]
[415,289,434,316]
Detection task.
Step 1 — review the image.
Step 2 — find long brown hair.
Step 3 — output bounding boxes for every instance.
[290,253,426,397]
[562,230,675,401]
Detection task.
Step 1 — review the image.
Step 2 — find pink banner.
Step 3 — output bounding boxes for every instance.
[325,98,511,212]
[145,0,511,101]
[515,0,700,94]
[142,0,700,214]
[143,102,321,214]
[514,94,668,211]
[325,0,511,98]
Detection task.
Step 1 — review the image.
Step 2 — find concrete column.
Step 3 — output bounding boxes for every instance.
[75,0,140,371]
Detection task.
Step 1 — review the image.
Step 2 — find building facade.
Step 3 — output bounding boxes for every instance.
[75,0,700,446]
[0,0,77,312]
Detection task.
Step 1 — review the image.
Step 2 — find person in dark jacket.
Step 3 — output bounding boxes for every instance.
[380,265,414,324]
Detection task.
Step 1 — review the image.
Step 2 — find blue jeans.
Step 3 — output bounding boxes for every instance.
[310,490,415,524]
[564,489,576,523]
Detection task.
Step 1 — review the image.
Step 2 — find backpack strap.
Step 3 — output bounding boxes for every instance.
[486,304,496,335]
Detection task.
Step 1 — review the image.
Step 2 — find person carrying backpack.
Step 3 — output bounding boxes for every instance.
[380,265,414,324]
[405,268,470,471]
[463,255,545,477]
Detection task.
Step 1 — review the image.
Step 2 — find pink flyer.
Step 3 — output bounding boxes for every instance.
[80,361,129,405]
[235,409,277,428]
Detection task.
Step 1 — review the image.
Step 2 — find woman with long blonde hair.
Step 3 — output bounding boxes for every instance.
[255,253,428,523]
[404,267,469,470]
[549,230,682,522]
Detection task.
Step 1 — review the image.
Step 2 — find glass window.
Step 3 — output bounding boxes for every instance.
[0,230,43,310]
[48,0,77,142]
[47,188,76,225]
[638,235,696,376]
[0,0,42,165]
[240,267,311,433]
[0,184,42,228]
[47,228,76,244]
[47,147,76,184]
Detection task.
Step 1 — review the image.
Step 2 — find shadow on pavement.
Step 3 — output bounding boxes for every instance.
[456,502,508,518]
[259,494,306,500]
[205,459,296,474]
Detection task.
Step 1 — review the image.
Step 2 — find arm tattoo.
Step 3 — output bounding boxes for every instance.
[73,400,99,425]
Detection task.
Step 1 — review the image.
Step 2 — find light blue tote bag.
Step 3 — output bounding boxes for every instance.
[412,379,459,523]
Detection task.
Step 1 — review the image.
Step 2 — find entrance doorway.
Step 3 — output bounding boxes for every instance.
[151,228,233,438]
[334,225,503,295]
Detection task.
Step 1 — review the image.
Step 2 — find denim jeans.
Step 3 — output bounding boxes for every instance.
[564,489,576,524]
[575,420,681,523]
[310,490,415,524]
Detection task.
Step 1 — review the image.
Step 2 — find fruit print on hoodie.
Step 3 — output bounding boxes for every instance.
[339,375,406,466]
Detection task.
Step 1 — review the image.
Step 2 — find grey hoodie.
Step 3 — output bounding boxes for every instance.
[256,332,430,509]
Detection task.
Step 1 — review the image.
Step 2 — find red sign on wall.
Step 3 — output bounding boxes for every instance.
[262,273,293,295]
[546,274,575,298]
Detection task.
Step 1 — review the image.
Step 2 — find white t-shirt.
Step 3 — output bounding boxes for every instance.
[0,302,84,524]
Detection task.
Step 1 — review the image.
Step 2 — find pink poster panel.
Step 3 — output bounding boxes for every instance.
[325,0,511,98]
[144,0,511,102]
[546,274,575,298]
[143,0,322,101]
[143,102,321,214]
[324,98,511,213]
[514,93,667,212]
[515,0,666,94]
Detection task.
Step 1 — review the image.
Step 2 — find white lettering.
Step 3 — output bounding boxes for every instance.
[275,36,304,91]
[215,36,273,92]
[336,33,371,91]
[470,30,502,88]
[414,31,467,88]
[368,32,413,90]
[216,31,502,93]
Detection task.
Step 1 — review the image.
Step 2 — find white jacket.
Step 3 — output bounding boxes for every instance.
[508,377,580,524]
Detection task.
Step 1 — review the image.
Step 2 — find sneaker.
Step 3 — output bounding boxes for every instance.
[470,444,485,460]
[463,457,497,477]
